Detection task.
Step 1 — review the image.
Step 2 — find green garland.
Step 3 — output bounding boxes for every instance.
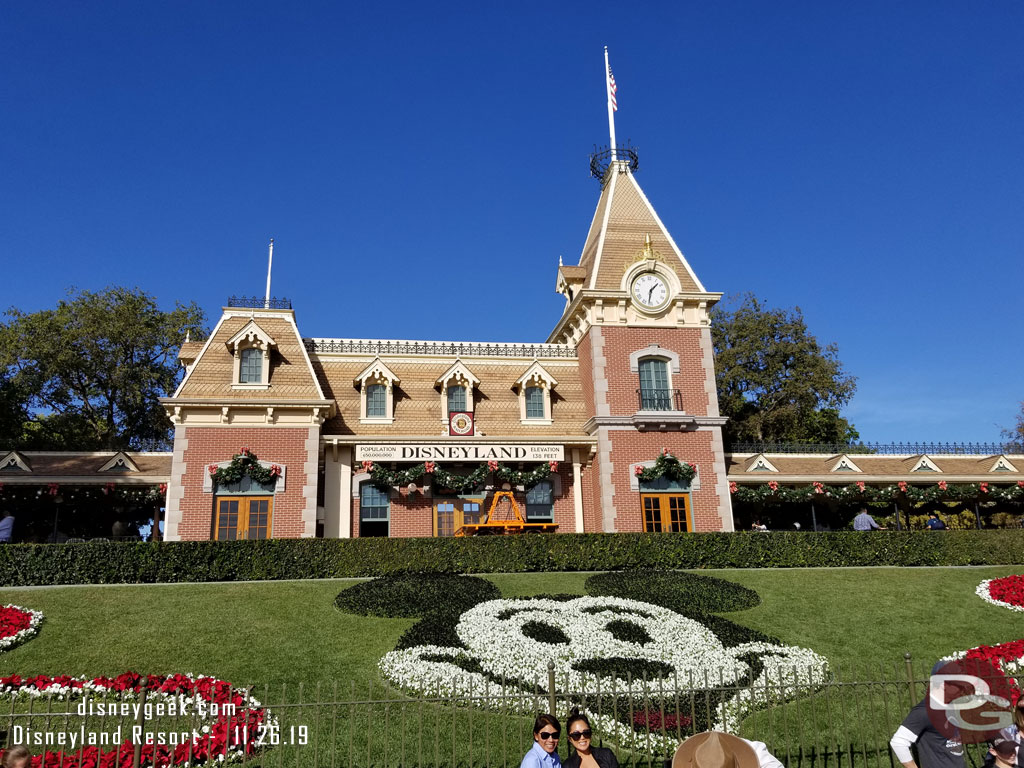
[209,448,281,487]
[731,480,1024,504]
[634,452,698,483]
[363,460,557,492]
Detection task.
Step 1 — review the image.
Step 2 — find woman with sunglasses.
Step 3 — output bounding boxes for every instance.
[563,709,618,768]
[521,713,563,768]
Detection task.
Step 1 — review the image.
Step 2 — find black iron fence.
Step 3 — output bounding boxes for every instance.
[637,389,683,412]
[730,442,1024,456]
[2,656,1009,768]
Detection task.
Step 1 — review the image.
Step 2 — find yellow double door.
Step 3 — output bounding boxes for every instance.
[641,493,692,532]
[215,496,272,540]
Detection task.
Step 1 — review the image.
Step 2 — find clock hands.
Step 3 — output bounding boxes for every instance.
[647,284,657,302]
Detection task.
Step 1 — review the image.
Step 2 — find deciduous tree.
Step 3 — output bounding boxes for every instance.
[711,293,858,447]
[0,287,206,450]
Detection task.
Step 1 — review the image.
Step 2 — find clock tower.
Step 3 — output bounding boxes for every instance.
[549,148,733,532]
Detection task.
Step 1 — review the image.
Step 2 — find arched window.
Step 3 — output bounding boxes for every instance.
[525,480,554,522]
[638,358,671,410]
[239,348,263,384]
[447,385,467,413]
[366,384,387,417]
[525,386,546,419]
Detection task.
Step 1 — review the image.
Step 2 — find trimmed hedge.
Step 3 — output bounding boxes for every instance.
[586,570,761,614]
[334,573,499,618]
[1,531,1023,586]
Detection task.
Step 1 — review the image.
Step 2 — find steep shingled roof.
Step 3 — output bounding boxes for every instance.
[576,162,706,293]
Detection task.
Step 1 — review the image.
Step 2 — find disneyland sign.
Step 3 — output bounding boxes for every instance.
[355,444,564,462]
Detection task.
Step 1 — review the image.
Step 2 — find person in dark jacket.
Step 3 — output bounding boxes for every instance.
[562,709,618,768]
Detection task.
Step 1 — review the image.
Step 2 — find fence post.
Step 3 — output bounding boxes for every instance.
[975,502,983,530]
[547,661,556,716]
[903,652,916,707]
[132,677,148,768]
[894,502,901,531]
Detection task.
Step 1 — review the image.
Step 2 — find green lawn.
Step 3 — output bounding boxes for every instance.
[1,566,1021,767]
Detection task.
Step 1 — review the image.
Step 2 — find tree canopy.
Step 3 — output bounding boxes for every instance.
[0,286,206,450]
[1003,403,1024,447]
[711,293,858,447]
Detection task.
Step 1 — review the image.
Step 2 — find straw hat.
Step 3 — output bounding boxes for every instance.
[672,732,760,768]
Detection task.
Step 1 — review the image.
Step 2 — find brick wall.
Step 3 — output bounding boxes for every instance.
[350,466,577,537]
[599,327,711,417]
[175,427,315,540]
[576,325,726,532]
[606,429,722,532]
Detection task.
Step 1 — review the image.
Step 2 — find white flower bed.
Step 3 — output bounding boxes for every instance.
[0,604,44,652]
[976,578,1024,612]
[379,596,829,745]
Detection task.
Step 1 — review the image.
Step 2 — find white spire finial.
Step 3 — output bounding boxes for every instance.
[264,238,274,309]
[559,255,563,266]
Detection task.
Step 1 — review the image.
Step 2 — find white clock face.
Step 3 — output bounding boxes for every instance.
[632,273,668,308]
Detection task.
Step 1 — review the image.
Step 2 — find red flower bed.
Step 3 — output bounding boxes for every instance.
[633,708,693,732]
[987,575,1024,609]
[0,605,33,637]
[0,672,274,767]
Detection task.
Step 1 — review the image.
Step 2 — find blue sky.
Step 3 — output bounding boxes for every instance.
[2,2,1022,444]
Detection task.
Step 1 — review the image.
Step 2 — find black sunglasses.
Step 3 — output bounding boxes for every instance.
[569,729,593,740]
[537,731,560,740]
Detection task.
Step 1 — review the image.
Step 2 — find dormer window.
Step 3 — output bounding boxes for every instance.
[436,362,480,430]
[447,385,467,413]
[240,348,263,383]
[357,358,400,424]
[525,387,545,419]
[366,383,388,417]
[515,362,557,425]
[227,320,276,390]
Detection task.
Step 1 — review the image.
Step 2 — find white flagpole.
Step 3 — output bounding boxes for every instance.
[264,239,274,309]
[605,46,617,160]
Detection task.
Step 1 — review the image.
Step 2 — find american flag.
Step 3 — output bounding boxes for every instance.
[607,64,618,111]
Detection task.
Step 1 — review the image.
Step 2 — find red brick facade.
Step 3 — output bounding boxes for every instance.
[173,426,314,541]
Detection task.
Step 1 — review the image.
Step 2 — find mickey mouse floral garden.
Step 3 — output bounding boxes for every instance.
[3,565,1024,766]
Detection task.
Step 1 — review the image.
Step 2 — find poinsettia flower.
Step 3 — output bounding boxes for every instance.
[424,462,436,473]
[488,460,498,471]
[768,481,778,492]
[729,482,738,494]
[938,480,948,491]
[549,461,559,472]
[980,482,989,494]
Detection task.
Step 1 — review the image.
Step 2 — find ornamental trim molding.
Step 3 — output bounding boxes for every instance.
[97,452,140,473]
[436,360,481,389]
[226,320,277,352]
[0,451,31,473]
[355,357,400,387]
[514,361,558,390]
[829,454,862,473]
[629,345,680,374]
[989,455,1019,473]
[910,455,942,473]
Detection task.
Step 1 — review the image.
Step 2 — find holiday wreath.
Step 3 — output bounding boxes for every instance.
[208,448,281,487]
